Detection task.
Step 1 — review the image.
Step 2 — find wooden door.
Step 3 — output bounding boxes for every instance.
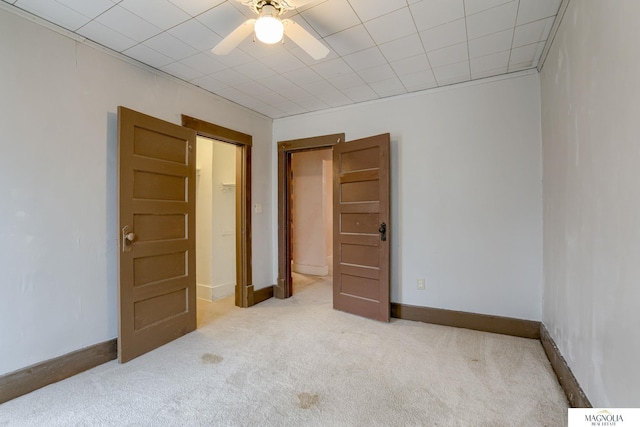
[118,106,197,363]
[333,134,390,322]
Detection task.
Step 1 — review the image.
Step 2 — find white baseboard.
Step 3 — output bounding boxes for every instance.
[292,262,329,276]
[327,255,333,275]
[197,282,235,301]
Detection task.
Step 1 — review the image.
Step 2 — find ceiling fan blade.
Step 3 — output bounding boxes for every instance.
[282,19,329,60]
[211,19,256,55]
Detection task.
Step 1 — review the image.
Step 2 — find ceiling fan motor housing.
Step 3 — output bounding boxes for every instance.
[247,0,294,16]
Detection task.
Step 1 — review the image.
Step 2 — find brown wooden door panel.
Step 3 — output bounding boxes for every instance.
[118,106,197,363]
[333,134,390,322]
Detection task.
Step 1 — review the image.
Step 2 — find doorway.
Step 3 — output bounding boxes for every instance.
[276,133,345,299]
[195,136,237,306]
[290,149,333,293]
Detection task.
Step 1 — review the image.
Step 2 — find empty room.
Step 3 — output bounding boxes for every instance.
[0,0,638,425]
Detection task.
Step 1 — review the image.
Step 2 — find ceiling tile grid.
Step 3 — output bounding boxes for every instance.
[3,0,563,119]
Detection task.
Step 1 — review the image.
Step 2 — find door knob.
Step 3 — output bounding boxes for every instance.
[378,222,387,242]
[122,226,136,252]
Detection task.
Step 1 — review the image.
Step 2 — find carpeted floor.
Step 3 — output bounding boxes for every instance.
[0,275,568,426]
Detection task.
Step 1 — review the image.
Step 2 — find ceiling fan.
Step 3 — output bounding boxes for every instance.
[211,0,330,60]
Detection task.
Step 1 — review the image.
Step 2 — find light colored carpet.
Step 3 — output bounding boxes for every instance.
[0,276,568,426]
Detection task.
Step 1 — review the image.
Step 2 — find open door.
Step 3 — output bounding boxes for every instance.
[118,106,197,363]
[333,134,390,322]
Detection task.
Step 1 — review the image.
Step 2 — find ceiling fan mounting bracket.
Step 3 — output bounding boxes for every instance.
[243,0,295,16]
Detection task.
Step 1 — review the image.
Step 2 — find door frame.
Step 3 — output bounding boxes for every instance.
[181,115,253,308]
[276,133,345,299]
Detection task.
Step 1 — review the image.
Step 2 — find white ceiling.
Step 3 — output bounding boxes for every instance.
[2,0,562,119]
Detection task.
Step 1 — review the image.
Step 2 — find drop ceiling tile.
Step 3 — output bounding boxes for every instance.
[433,60,470,83]
[254,91,289,105]
[328,72,366,90]
[348,0,407,22]
[325,25,375,57]
[343,47,387,72]
[283,67,323,86]
[410,0,465,31]
[358,63,396,84]
[233,61,278,80]
[258,75,296,92]
[369,77,406,97]
[123,44,173,68]
[95,5,160,42]
[390,54,430,76]
[77,21,137,52]
[259,50,307,74]
[300,0,360,37]
[317,90,352,108]
[289,45,340,66]
[279,84,313,100]
[168,0,226,17]
[471,65,507,80]
[342,85,378,102]
[144,33,198,60]
[120,0,190,29]
[3,0,17,4]
[516,0,562,26]
[399,70,437,91]
[512,16,554,47]
[464,0,514,16]
[272,100,308,116]
[311,58,352,79]
[467,28,512,58]
[56,0,116,18]
[237,81,275,97]
[427,42,468,68]
[211,68,251,86]
[161,61,204,81]
[379,34,425,63]
[180,53,227,74]
[14,0,90,30]
[191,74,228,92]
[295,96,329,111]
[197,2,249,38]
[466,1,517,39]
[438,73,471,86]
[420,18,467,52]
[168,18,222,52]
[364,7,415,45]
[470,49,509,73]
[213,48,253,67]
[304,79,338,96]
[508,41,545,66]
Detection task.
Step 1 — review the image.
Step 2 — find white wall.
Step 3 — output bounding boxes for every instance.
[210,140,236,298]
[540,0,640,407]
[196,138,214,296]
[0,8,272,376]
[274,72,543,321]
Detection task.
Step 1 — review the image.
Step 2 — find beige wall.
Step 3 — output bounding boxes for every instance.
[540,0,640,407]
[291,149,332,276]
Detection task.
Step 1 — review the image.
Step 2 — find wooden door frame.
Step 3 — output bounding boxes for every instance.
[181,115,253,308]
[275,133,345,299]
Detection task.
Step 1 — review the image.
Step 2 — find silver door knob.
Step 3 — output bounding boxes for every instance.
[125,232,136,242]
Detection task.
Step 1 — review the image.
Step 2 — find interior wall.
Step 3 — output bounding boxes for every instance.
[196,138,214,298]
[210,140,236,299]
[274,72,543,321]
[291,149,332,276]
[539,1,640,407]
[0,8,272,376]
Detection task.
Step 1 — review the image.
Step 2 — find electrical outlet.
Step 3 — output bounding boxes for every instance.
[417,278,425,290]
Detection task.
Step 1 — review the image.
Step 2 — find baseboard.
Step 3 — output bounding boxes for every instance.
[292,263,329,276]
[540,324,592,408]
[0,339,117,404]
[391,303,541,339]
[253,285,274,305]
[198,282,235,301]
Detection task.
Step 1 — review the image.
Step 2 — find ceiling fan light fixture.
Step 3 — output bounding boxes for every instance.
[254,4,284,44]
